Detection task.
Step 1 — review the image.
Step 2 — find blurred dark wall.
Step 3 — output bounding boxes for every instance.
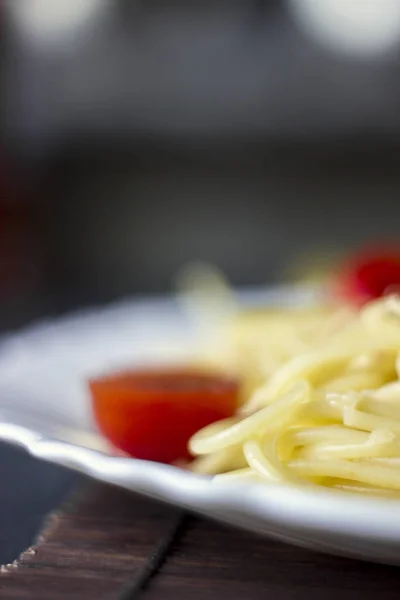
[33,143,400,312]
[5,1,400,149]
[2,1,400,323]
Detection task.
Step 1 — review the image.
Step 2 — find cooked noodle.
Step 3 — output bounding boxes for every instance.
[182,267,400,496]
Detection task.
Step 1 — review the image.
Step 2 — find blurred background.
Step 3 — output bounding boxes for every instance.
[2,0,400,330]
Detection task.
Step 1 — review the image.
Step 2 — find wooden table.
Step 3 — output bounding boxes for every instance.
[1,482,400,600]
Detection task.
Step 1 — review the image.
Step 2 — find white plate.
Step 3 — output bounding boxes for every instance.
[1,286,400,566]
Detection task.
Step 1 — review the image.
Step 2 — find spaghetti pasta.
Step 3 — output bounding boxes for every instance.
[183,270,400,497]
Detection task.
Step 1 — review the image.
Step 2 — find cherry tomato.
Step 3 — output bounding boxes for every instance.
[332,246,400,306]
[89,368,239,464]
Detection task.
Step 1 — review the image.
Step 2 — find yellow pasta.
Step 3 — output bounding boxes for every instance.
[189,381,310,455]
[183,268,400,497]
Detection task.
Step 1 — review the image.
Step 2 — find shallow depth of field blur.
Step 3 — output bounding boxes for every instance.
[2,0,400,330]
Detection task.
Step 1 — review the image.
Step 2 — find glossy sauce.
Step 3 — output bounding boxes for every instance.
[89,368,239,464]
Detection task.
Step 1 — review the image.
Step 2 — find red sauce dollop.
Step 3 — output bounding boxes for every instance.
[89,368,239,464]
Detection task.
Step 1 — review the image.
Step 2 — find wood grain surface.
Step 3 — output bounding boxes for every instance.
[1,482,400,600]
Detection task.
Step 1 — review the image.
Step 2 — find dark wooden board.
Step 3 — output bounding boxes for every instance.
[1,482,400,600]
[0,444,81,567]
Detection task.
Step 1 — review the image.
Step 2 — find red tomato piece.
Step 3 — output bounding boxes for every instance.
[332,246,400,306]
[89,368,239,464]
